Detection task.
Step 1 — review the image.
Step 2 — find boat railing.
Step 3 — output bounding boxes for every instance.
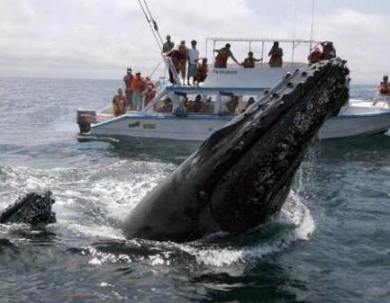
[205,37,320,66]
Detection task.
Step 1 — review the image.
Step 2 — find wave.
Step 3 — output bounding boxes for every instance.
[1,163,315,268]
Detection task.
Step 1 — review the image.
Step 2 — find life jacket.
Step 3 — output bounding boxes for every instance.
[379,82,390,95]
[177,46,188,68]
[269,47,283,67]
[308,49,323,64]
[197,63,208,81]
[131,77,146,94]
[215,48,230,67]
[113,95,127,116]
[123,75,133,90]
[243,57,255,68]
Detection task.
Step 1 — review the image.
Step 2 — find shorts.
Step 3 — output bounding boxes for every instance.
[188,64,197,78]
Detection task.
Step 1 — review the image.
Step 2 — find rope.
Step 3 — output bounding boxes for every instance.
[142,0,164,45]
[136,0,163,51]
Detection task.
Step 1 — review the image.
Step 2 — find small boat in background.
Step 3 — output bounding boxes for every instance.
[320,98,390,139]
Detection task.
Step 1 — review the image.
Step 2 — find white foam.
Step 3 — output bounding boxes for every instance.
[176,193,315,267]
[1,163,315,268]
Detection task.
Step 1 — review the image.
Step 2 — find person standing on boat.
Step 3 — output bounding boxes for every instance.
[144,83,156,108]
[166,41,188,84]
[321,41,336,60]
[112,88,128,116]
[188,40,200,85]
[268,41,283,67]
[197,58,208,83]
[214,43,240,68]
[123,68,134,110]
[131,72,147,111]
[177,41,189,83]
[308,46,323,64]
[379,75,390,96]
[241,51,262,68]
[163,35,175,53]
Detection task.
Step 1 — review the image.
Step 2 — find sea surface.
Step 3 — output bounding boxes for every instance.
[0,78,389,303]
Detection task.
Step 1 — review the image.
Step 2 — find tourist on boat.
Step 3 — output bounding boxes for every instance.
[144,83,156,107]
[123,68,134,110]
[268,41,283,67]
[112,88,128,116]
[308,47,323,64]
[225,96,239,115]
[157,97,173,113]
[192,95,203,113]
[131,72,147,111]
[241,51,262,68]
[188,40,200,85]
[166,48,180,84]
[197,58,208,83]
[321,41,336,60]
[214,43,240,68]
[163,35,175,53]
[177,41,189,82]
[379,75,390,96]
[166,41,188,84]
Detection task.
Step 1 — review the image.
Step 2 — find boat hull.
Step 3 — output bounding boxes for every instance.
[90,104,390,142]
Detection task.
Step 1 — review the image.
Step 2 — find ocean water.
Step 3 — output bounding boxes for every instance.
[0,78,390,302]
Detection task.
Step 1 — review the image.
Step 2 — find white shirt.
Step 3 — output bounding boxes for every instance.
[188,48,199,65]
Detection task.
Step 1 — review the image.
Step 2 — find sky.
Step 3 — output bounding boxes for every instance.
[0,0,389,84]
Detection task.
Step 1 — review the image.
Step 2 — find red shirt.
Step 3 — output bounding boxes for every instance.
[131,77,146,94]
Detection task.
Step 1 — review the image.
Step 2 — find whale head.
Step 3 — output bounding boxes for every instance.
[123,58,350,242]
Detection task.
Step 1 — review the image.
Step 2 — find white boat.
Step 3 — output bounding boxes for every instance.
[81,99,390,142]
[77,38,390,142]
[320,99,390,139]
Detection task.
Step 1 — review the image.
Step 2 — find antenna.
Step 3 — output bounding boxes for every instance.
[292,0,298,63]
[309,0,315,50]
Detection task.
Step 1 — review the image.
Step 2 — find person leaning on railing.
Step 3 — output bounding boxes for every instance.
[241,51,263,68]
[213,43,240,68]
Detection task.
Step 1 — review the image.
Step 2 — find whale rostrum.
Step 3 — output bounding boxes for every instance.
[122,58,349,242]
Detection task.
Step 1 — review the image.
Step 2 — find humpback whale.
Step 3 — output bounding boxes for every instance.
[122,58,349,242]
[0,191,56,225]
[1,59,349,243]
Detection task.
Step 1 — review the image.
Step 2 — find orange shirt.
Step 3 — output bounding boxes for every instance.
[379,82,390,95]
[131,77,146,94]
[308,49,323,64]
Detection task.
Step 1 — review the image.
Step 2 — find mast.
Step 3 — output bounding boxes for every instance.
[136,0,180,84]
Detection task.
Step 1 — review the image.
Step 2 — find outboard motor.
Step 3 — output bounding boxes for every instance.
[77,110,96,134]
